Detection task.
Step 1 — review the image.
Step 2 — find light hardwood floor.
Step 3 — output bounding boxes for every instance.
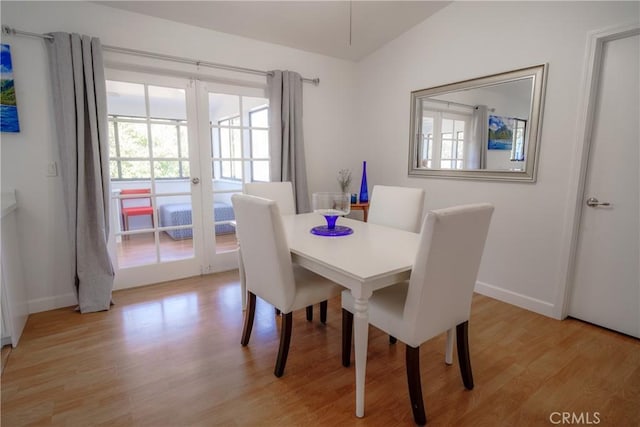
[1,272,638,426]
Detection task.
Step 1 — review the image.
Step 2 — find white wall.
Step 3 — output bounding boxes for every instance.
[0,1,356,313]
[3,1,637,318]
[354,1,639,317]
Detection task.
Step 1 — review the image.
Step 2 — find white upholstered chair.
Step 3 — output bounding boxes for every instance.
[367,185,426,233]
[232,194,342,377]
[342,203,494,425]
[243,181,296,215]
[239,182,295,309]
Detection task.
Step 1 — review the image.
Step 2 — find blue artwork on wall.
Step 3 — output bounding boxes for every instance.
[488,115,513,150]
[1,44,20,133]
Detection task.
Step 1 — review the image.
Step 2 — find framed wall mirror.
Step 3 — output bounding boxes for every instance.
[408,64,547,182]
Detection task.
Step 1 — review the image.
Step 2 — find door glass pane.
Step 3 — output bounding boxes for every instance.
[251,129,268,158]
[213,193,238,254]
[120,161,151,180]
[106,81,146,117]
[151,124,180,158]
[179,126,189,157]
[148,86,186,120]
[108,122,117,157]
[157,195,195,261]
[209,93,240,123]
[160,229,194,262]
[118,122,149,158]
[244,97,269,126]
[117,231,158,269]
[251,160,269,182]
[154,160,181,180]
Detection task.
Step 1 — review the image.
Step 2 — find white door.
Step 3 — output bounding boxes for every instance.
[569,32,640,338]
[195,81,270,272]
[106,71,209,289]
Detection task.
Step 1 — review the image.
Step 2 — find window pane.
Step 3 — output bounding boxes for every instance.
[221,160,231,178]
[232,161,242,180]
[120,161,151,179]
[117,231,158,268]
[106,81,146,117]
[219,128,231,158]
[179,126,189,158]
[441,160,452,169]
[441,140,452,158]
[231,129,241,159]
[148,86,186,120]
[181,161,190,178]
[109,160,119,179]
[457,142,464,158]
[251,129,269,158]
[118,122,149,158]
[442,118,453,134]
[151,124,179,158]
[252,161,269,182]
[422,116,433,136]
[248,104,269,128]
[109,122,117,158]
[454,119,465,134]
[209,93,240,123]
[154,160,180,179]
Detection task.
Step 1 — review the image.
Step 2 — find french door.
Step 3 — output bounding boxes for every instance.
[105,69,269,289]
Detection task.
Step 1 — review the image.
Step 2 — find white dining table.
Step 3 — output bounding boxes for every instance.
[281,213,420,418]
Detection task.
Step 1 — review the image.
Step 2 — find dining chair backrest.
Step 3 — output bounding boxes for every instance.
[403,203,494,347]
[367,185,425,232]
[120,188,152,209]
[244,182,296,215]
[231,194,296,311]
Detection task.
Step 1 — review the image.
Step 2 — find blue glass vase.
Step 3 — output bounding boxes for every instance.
[359,161,368,203]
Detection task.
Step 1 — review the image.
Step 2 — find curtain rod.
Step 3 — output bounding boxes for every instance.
[1,25,320,86]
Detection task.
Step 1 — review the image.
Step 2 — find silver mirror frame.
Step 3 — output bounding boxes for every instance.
[408,64,548,182]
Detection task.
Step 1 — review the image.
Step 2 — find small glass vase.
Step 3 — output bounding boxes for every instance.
[359,161,369,203]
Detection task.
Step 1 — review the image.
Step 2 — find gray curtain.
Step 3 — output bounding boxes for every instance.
[466,105,488,169]
[46,33,114,313]
[267,70,310,213]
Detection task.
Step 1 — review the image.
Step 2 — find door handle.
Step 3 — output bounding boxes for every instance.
[192,177,200,185]
[586,197,610,207]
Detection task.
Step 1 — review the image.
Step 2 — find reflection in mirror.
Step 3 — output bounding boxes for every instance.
[409,64,547,182]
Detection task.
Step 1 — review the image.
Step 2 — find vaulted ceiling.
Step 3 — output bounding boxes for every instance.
[96,1,450,61]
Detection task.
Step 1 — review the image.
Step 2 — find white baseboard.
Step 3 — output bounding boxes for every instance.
[28,293,77,314]
[474,281,556,318]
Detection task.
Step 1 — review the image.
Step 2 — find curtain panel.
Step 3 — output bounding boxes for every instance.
[267,70,310,213]
[466,105,488,170]
[46,32,114,313]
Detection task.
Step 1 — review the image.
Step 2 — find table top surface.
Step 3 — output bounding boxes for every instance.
[281,213,419,284]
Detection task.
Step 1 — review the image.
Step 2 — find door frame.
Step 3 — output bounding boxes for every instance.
[554,23,640,319]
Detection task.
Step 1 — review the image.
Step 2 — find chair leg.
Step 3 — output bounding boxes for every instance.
[406,345,427,425]
[274,312,293,377]
[456,321,474,390]
[306,305,313,321]
[320,300,328,324]
[123,214,129,240]
[241,292,256,346]
[445,328,454,365]
[389,335,397,344]
[341,308,353,367]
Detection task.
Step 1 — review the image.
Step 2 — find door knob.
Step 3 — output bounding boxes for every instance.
[192,177,200,185]
[586,197,610,207]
